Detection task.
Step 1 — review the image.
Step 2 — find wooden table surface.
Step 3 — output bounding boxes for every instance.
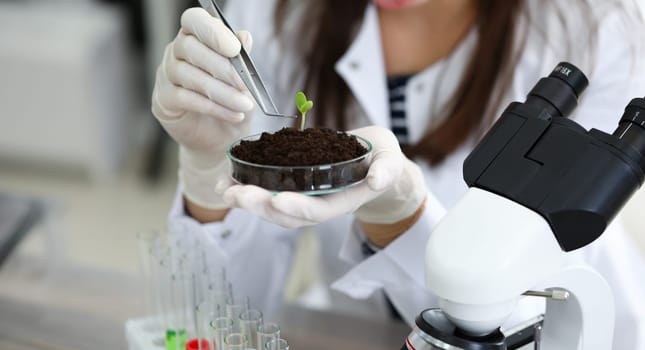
[277,305,409,350]
[0,253,410,350]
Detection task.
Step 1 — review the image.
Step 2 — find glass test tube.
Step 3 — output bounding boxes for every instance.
[239,309,263,350]
[226,297,246,332]
[167,269,192,350]
[167,274,187,350]
[206,270,229,314]
[224,333,247,350]
[265,338,289,350]
[136,230,161,331]
[210,317,233,350]
[201,269,227,336]
[196,301,216,350]
[193,251,222,315]
[209,282,230,313]
[256,323,280,350]
[193,264,209,307]
[157,254,176,347]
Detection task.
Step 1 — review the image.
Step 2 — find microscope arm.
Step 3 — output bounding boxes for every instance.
[425,187,565,336]
[535,265,615,350]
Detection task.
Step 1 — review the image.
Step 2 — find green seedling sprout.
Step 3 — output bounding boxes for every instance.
[296,91,314,131]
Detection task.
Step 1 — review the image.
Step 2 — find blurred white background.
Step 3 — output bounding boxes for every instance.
[0,0,643,349]
[622,0,645,246]
[0,1,194,348]
[0,0,188,274]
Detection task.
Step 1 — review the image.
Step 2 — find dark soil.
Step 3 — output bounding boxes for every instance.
[231,127,367,166]
[229,127,370,192]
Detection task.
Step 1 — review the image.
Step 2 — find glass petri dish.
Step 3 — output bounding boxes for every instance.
[226,133,372,195]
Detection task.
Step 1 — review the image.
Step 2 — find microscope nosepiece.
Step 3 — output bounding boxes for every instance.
[411,308,507,350]
[438,298,517,338]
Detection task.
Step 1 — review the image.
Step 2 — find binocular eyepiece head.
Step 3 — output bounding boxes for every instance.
[525,62,589,117]
[526,62,645,168]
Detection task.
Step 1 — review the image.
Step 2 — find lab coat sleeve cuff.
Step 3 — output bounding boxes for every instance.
[332,191,447,298]
[338,221,372,265]
[168,187,262,261]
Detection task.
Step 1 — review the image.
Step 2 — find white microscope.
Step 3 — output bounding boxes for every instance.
[404,62,645,349]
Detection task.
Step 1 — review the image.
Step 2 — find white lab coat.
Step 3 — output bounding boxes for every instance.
[169,0,645,348]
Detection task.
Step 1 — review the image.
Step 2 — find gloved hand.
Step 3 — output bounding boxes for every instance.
[151,8,255,210]
[222,126,428,231]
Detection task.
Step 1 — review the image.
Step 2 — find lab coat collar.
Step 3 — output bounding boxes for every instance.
[335,4,390,128]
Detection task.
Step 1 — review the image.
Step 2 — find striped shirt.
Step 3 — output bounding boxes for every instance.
[387,75,412,146]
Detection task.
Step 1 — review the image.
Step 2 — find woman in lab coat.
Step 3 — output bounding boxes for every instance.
[152,0,645,347]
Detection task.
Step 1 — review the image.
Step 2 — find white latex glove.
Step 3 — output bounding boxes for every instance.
[152,8,255,210]
[222,126,427,228]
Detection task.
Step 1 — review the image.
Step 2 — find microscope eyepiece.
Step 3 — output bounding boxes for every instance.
[525,62,589,117]
[613,97,645,160]
[549,62,589,98]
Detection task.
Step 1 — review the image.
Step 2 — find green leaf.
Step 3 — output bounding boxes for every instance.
[295,91,307,111]
[302,100,313,114]
[296,92,314,131]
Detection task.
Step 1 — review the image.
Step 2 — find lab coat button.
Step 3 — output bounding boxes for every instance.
[349,61,360,70]
[220,229,232,239]
[416,83,425,92]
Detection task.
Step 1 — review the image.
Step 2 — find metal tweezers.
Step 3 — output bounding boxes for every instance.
[198,0,296,118]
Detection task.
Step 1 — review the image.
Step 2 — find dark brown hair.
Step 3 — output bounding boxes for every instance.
[275,1,371,133]
[405,1,525,164]
[273,1,635,165]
